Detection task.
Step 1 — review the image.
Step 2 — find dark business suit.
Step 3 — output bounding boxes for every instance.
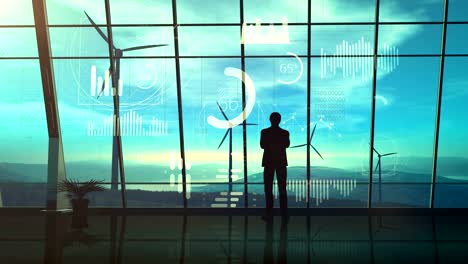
[260,126,290,213]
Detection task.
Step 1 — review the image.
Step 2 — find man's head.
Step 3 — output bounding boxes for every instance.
[270,112,281,127]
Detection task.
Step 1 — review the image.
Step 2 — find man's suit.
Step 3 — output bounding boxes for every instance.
[260,126,290,213]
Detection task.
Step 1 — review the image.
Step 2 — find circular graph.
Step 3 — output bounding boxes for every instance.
[276,52,304,85]
[134,64,159,90]
[375,95,389,105]
[207,67,256,129]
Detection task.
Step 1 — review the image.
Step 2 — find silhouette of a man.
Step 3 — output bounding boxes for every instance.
[260,112,290,217]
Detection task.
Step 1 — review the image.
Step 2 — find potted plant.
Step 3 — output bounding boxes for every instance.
[58,179,105,216]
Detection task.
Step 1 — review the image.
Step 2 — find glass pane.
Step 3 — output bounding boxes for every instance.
[448,0,468,21]
[87,184,121,207]
[312,181,367,208]
[446,25,468,55]
[434,184,468,208]
[371,183,431,207]
[249,179,310,208]
[249,182,367,208]
[177,0,240,23]
[311,25,374,55]
[378,25,442,55]
[53,59,113,182]
[180,58,244,185]
[0,183,46,207]
[49,27,111,57]
[311,0,375,22]
[118,59,180,183]
[245,58,307,185]
[51,27,174,57]
[0,29,38,57]
[244,0,308,23]
[244,26,307,56]
[111,27,174,57]
[110,0,173,24]
[0,60,48,186]
[0,1,34,25]
[437,57,468,183]
[309,59,372,207]
[373,57,439,207]
[126,184,183,207]
[188,184,245,208]
[46,0,107,25]
[379,0,444,22]
[178,26,241,56]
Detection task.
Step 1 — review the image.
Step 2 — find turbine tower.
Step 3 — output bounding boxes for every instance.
[372,146,397,204]
[84,11,167,190]
[215,102,256,200]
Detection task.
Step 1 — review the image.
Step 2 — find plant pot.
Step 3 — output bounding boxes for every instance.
[71,199,89,229]
[71,199,89,215]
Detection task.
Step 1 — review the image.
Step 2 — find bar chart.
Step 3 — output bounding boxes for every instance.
[90,65,123,97]
[87,110,168,137]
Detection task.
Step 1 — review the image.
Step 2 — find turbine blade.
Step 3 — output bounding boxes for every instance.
[374,159,380,172]
[217,129,230,149]
[311,145,324,160]
[290,144,307,148]
[121,44,168,52]
[97,66,112,98]
[309,123,317,143]
[368,143,380,155]
[381,152,397,157]
[245,123,258,126]
[83,11,115,49]
[216,102,230,121]
[373,148,381,156]
[373,147,380,156]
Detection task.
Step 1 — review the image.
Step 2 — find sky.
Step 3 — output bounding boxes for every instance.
[0,0,467,182]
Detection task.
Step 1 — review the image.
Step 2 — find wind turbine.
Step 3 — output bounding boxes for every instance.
[84,11,168,190]
[215,102,257,198]
[290,123,324,160]
[84,11,168,98]
[372,146,397,204]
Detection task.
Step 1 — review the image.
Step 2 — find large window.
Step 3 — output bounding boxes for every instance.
[1,0,467,208]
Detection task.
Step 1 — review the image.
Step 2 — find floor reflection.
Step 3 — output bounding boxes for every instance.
[263,216,289,264]
[1,214,468,263]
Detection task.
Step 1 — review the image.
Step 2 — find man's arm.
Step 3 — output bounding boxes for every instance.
[285,130,290,148]
[260,130,266,149]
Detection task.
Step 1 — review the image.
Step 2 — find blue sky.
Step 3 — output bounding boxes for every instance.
[0,0,467,181]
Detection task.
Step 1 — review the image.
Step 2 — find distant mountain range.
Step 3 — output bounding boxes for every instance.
[1,157,467,183]
[1,158,468,208]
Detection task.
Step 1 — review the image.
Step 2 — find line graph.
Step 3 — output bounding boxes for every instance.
[273,178,357,206]
[320,37,399,81]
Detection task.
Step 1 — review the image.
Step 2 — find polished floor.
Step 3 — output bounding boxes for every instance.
[1,212,468,263]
